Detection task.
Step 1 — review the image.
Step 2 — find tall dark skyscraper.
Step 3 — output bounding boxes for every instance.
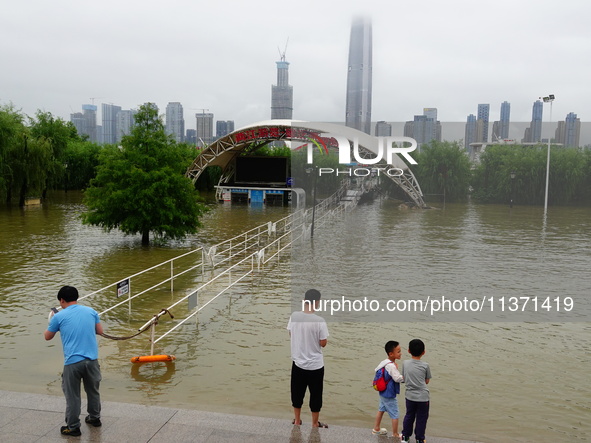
[465,114,477,150]
[345,17,372,134]
[271,49,293,120]
[216,120,235,138]
[522,100,543,143]
[555,112,581,147]
[499,101,511,139]
[477,104,490,143]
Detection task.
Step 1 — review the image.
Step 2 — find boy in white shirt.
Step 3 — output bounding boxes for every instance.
[372,340,404,439]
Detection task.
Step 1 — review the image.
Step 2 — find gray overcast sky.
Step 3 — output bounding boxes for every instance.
[1,0,589,132]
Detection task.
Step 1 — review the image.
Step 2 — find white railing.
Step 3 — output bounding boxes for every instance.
[71,178,366,353]
[79,248,207,317]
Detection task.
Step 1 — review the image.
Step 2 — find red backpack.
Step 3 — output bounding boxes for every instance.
[372,364,391,392]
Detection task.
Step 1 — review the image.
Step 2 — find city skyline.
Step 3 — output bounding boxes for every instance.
[68,98,589,147]
[1,1,589,132]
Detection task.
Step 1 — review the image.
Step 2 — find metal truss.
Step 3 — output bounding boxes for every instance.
[185,122,426,208]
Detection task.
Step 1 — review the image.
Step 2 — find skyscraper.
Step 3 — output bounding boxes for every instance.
[423,108,442,142]
[555,112,581,147]
[404,108,441,150]
[375,121,391,137]
[477,104,490,143]
[185,129,196,145]
[345,17,372,134]
[465,114,477,150]
[165,102,185,143]
[196,112,214,147]
[102,103,121,144]
[116,109,136,143]
[271,51,293,120]
[216,120,235,138]
[499,101,510,139]
[70,104,97,142]
[522,100,543,143]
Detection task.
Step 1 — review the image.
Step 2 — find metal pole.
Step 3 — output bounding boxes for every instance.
[311,167,317,238]
[150,321,155,356]
[170,261,174,293]
[510,171,516,208]
[543,97,554,217]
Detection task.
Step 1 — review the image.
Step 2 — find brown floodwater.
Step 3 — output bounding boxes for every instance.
[0,191,589,443]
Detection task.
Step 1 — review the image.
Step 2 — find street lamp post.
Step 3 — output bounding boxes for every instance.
[510,170,516,208]
[541,94,555,217]
[64,162,68,193]
[305,167,318,238]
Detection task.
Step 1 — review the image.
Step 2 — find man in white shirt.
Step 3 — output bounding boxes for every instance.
[287,289,329,428]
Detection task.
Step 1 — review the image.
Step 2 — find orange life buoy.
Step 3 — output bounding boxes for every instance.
[130,354,176,363]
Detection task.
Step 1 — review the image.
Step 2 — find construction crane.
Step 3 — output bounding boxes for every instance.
[89,97,103,105]
[277,37,289,61]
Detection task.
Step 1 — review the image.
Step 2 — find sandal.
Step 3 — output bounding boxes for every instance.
[292,419,302,425]
[315,422,328,428]
[372,428,388,435]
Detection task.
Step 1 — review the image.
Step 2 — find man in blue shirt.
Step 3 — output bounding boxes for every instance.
[44,286,103,437]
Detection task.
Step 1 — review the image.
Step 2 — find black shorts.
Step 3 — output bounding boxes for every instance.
[290,362,324,412]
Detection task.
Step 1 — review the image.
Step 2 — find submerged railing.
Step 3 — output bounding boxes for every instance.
[64,178,368,354]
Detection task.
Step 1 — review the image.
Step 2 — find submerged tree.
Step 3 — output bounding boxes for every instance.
[411,141,472,203]
[0,105,53,205]
[471,144,590,205]
[29,111,80,197]
[82,103,208,245]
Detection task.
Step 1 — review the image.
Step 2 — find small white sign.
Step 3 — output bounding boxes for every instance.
[117,279,130,298]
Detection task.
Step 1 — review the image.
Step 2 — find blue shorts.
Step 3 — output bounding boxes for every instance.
[378,395,399,419]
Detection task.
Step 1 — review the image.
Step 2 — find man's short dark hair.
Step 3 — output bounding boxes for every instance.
[408,338,425,357]
[385,340,399,354]
[57,286,79,303]
[304,289,321,302]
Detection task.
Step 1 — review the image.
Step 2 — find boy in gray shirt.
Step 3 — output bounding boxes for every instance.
[401,339,431,443]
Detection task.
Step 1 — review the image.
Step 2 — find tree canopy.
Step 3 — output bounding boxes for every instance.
[410,141,472,203]
[471,144,591,205]
[82,103,208,245]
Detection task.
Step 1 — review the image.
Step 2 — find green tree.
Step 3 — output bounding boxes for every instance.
[471,144,590,205]
[411,141,472,203]
[62,140,102,190]
[0,104,24,201]
[29,111,81,196]
[82,103,208,245]
[0,105,53,205]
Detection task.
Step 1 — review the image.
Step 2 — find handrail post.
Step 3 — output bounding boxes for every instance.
[128,281,132,316]
[150,321,156,356]
[201,249,205,282]
[170,260,174,293]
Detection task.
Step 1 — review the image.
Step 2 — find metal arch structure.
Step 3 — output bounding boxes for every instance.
[186,120,426,208]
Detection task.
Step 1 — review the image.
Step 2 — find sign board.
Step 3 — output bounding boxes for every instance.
[188,292,197,311]
[117,279,130,298]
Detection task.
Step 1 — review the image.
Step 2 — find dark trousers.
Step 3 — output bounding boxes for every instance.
[290,362,324,413]
[62,359,102,429]
[402,398,429,440]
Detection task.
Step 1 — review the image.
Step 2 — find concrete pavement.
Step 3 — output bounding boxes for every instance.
[0,389,482,443]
